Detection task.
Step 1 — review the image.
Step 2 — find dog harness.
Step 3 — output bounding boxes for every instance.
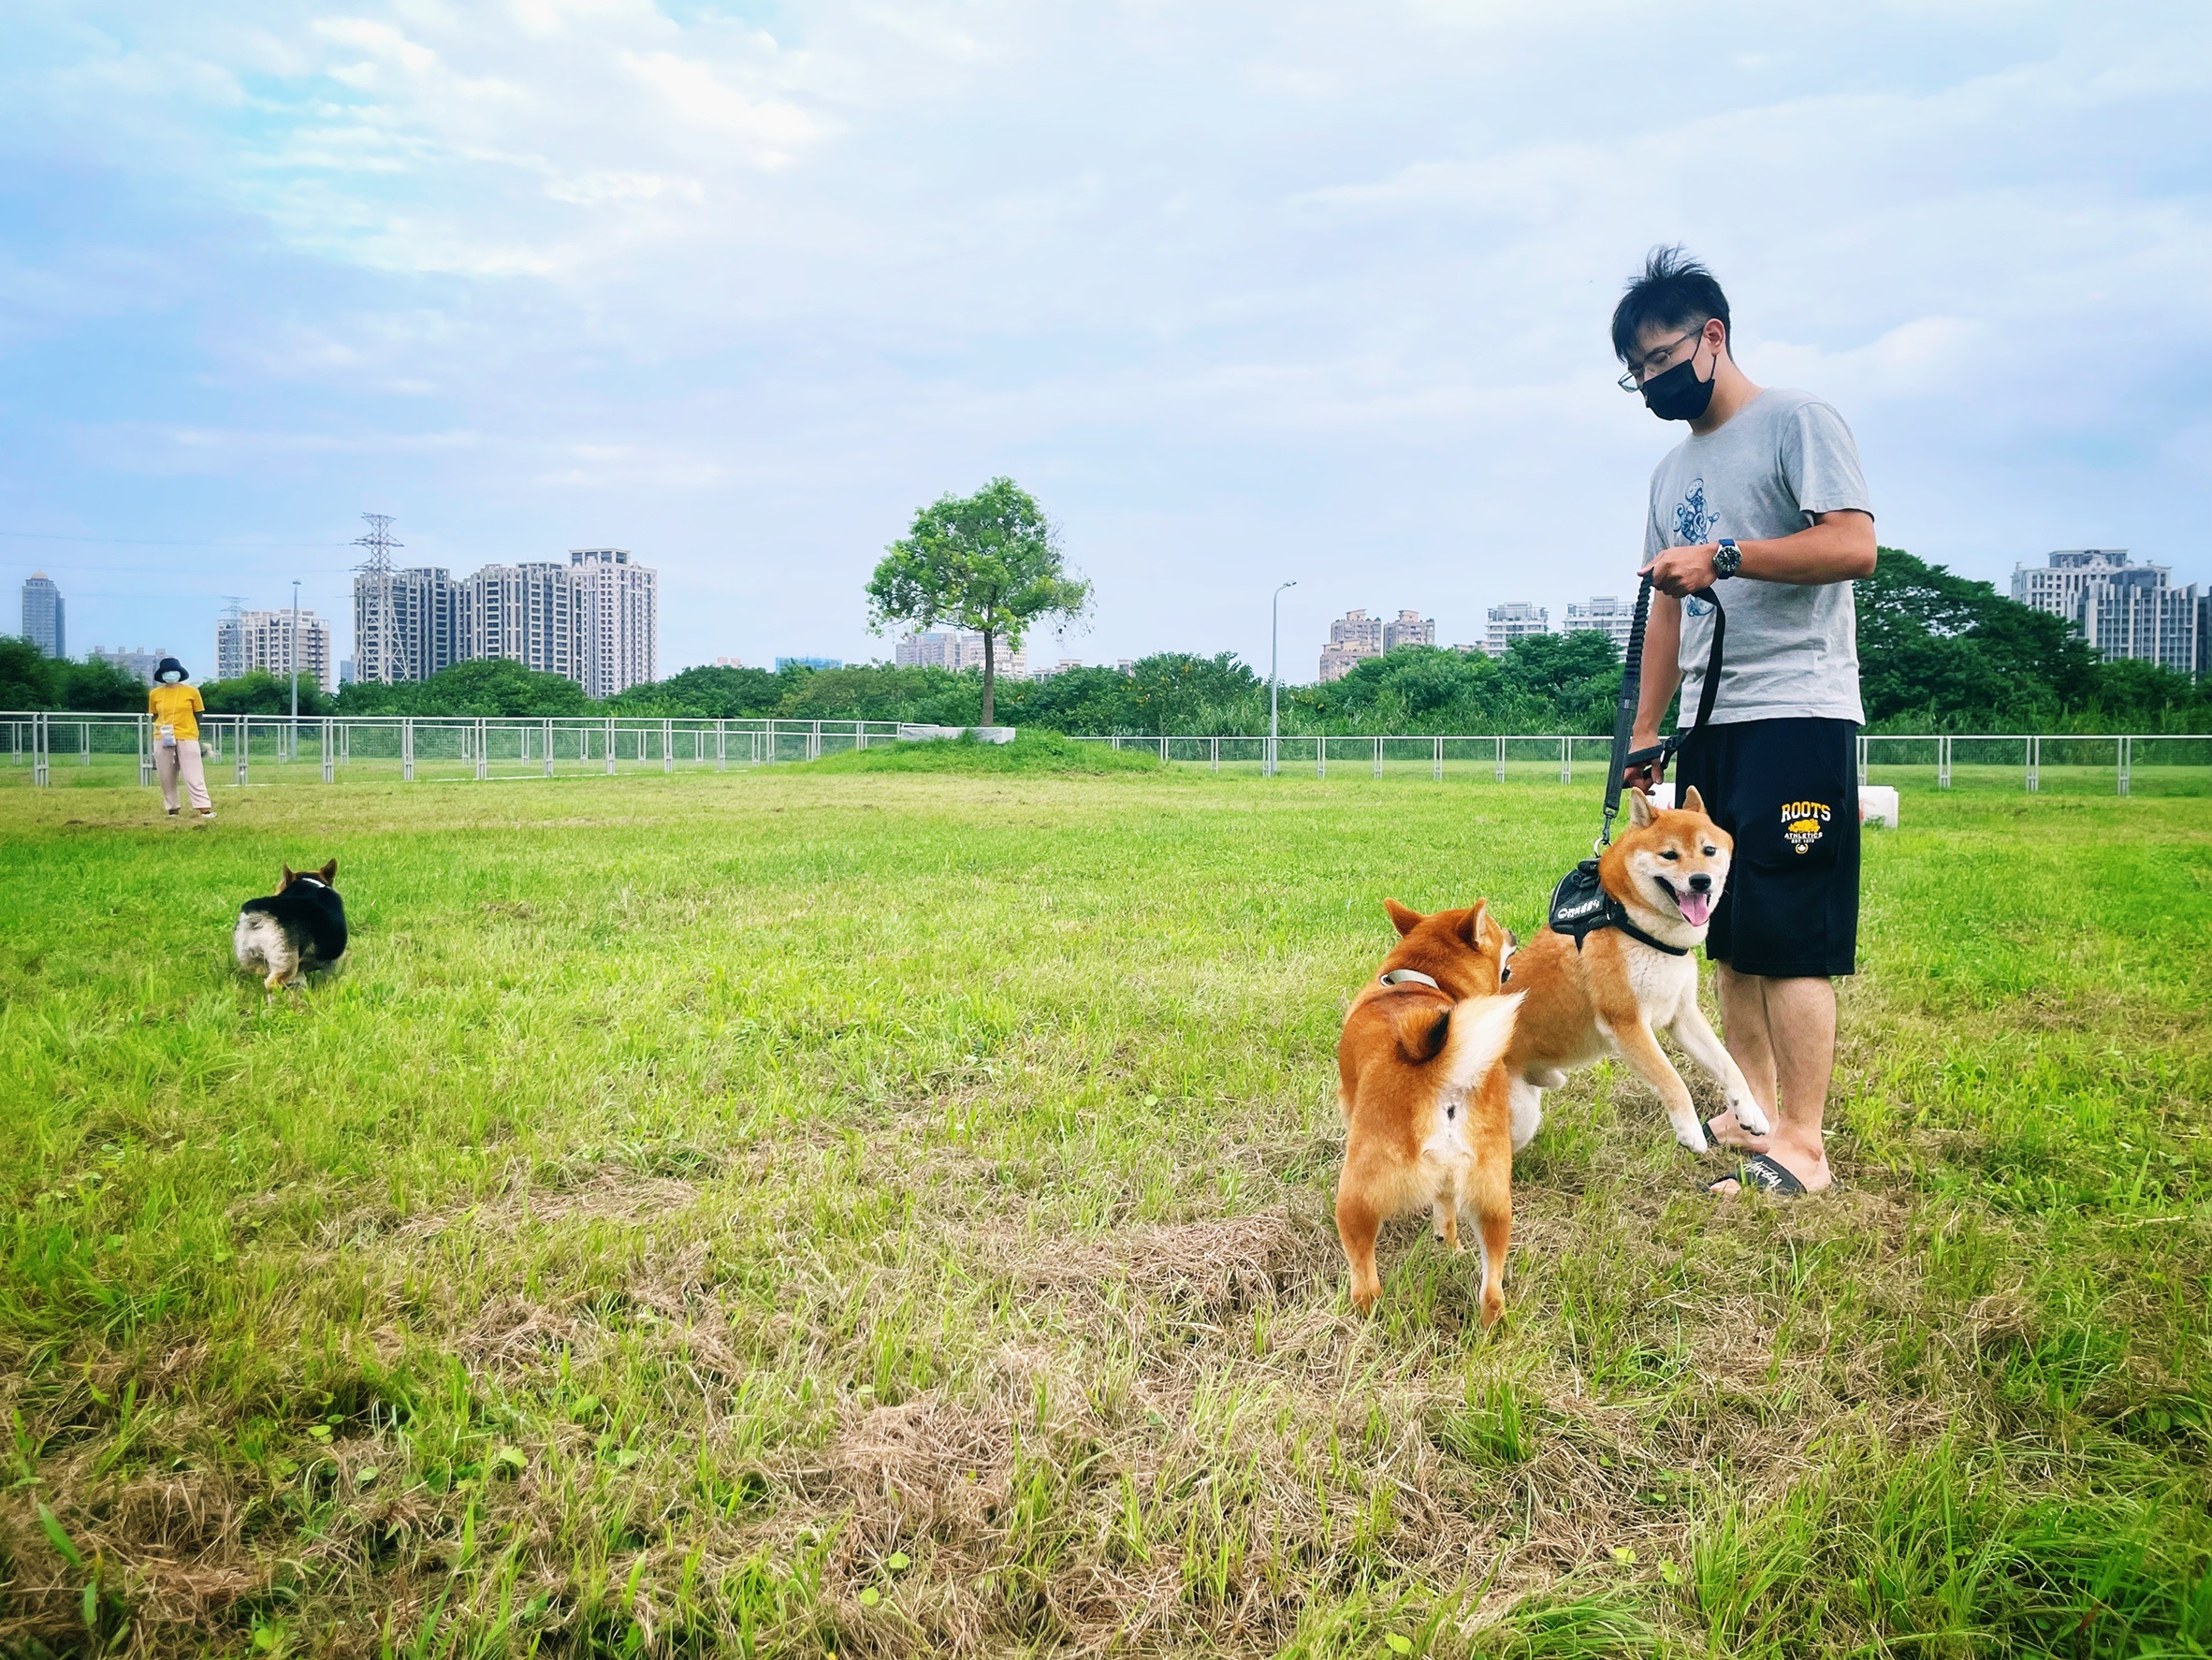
[1545,864,1687,956]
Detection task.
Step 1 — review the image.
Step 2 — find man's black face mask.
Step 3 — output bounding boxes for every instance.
[1640,340,1717,422]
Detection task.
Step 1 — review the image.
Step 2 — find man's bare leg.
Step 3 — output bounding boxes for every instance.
[1706,967,1835,1194]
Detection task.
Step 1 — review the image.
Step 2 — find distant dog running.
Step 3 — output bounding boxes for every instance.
[1505,788,1767,1154]
[1334,899,1523,1324]
[234,861,348,990]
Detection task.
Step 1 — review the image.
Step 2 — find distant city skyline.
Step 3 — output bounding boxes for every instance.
[13,544,2212,692]
[348,538,659,697]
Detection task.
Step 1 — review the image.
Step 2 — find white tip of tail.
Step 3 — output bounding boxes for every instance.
[1439,992,1523,1098]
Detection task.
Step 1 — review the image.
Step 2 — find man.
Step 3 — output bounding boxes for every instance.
[1613,247,1875,1197]
[148,656,217,820]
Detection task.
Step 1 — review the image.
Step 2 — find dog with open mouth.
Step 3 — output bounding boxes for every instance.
[1502,787,1768,1155]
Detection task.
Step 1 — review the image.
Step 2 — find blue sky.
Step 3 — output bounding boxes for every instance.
[4,1,2208,679]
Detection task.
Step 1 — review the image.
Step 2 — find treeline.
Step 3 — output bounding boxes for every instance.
[7,546,2205,733]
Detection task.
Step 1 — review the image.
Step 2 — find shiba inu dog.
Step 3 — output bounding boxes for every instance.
[1504,788,1768,1154]
[1335,900,1523,1324]
[233,861,348,990]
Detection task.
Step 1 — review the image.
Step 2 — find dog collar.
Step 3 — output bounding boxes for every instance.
[1378,968,1440,990]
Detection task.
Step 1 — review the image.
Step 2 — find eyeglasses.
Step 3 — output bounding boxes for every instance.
[1617,326,1708,392]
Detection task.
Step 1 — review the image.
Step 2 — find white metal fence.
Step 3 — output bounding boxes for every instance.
[3,713,901,787]
[5,713,2206,795]
[1073,732,2212,795]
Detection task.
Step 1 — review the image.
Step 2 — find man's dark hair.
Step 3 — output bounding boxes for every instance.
[1610,245,1731,362]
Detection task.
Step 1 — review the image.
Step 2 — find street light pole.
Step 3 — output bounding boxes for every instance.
[1269,580,1296,778]
[289,579,301,763]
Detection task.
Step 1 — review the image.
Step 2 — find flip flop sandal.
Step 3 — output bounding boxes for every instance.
[1703,1152,1810,1198]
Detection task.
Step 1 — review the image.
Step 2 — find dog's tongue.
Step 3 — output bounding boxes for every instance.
[1676,889,1713,927]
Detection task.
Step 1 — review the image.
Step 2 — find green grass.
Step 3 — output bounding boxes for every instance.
[808,728,1165,775]
[2,769,2209,1657]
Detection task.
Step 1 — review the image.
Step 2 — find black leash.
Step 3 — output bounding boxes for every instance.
[1595,574,1726,852]
[1548,574,1727,955]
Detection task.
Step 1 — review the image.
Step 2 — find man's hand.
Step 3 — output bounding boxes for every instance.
[1623,729,1664,790]
[1641,543,1717,598]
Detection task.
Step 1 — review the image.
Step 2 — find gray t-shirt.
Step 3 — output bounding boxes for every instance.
[1643,387,1872,726]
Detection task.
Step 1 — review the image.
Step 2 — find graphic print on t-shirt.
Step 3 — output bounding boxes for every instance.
[1671,478,1719,617]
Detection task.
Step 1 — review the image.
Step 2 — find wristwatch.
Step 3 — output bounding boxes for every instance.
[1712,537,1742,579]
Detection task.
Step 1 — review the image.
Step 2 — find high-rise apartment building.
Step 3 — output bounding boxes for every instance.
[1318,608,1383,682]
[1483,603,1550,656]
[352,566,464,684]
[571,548,657,698]
[466,562,580,681]
[20,574,64,658]
[1381,609,1435,651]
[1564,595,1636,657]
[90,646,165,685]
[2012,549,2202,678]
[895,630,1026,677]
[352,551,659,692]
[217,608,336,692]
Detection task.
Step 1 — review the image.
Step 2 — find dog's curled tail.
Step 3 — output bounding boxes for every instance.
[1437,992,1523,1099]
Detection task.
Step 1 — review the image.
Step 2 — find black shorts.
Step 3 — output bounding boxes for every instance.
[1672,717,1859,978]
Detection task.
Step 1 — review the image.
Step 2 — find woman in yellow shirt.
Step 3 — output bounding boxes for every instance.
[148,657,216,819]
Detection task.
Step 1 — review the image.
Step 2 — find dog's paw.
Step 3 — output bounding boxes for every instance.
[1728,1095,1772,1138]
[1674,1123,1710,1154]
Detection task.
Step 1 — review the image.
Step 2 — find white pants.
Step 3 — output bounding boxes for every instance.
[156,739,213,812]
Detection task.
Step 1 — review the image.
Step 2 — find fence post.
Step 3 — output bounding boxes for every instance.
[401,718,415,782]
[717,720,727,771]
[1317,736,1327,779]
[139,715,153,786]
[1433,735,1442,782]
[1559,736,1570,785]
[2117,734,2130,797]
[322,718,334,782]
[476,717,489,780]
[1373,735,1382,779]
[1938,735,1951,790]
[543,719,554,778]
[1213,735,1220,775]
[34,711,48,787]
[1857,734,1869,785]
[605,716,617,776]
[2026,735,2038,794]
[1495,735,1505,783]
[237,718,251,787]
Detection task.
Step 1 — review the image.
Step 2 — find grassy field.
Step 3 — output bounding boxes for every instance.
[3,764,2209,1657]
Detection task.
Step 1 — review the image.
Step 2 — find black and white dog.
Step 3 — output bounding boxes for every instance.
[234,860,348,989]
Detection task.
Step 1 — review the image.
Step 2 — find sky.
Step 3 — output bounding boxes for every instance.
[3,0,2209,681]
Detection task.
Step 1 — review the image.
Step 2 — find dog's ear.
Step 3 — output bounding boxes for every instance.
[1681,785,1705,816]
[1392,1004,1451,1065]
[319,859,338,882]
[1626,788,1656,828]
[1384,899,1423,938]
[1457,900,1490,948]
[280,865,296,890]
